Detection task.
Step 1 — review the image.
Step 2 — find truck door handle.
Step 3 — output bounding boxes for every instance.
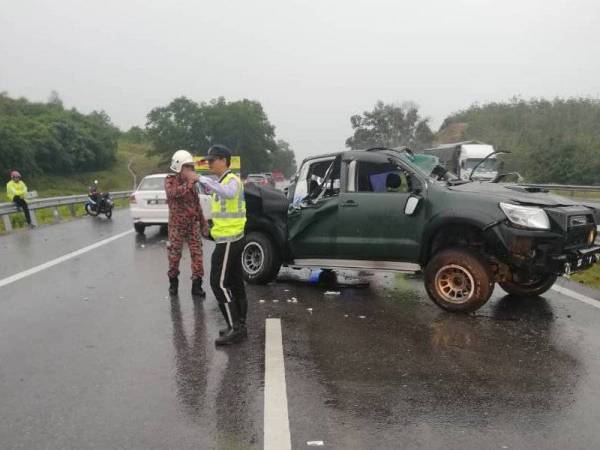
[341,200,358,208]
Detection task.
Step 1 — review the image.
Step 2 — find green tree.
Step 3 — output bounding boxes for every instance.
[0,93,118,178]
[440,97,600,184]
[271,140,298,177]
[346,101,434,150]
[121,126,148,144]
[145,96,209,159]
[145,96,293,176]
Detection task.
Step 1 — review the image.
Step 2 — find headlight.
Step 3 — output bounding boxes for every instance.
[499,203,550,230]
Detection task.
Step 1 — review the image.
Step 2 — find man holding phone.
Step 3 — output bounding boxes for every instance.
[165,149,208,297]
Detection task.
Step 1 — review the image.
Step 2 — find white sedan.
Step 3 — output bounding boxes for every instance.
[129,173,212,234]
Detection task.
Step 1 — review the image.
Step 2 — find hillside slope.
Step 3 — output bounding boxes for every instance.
[25,141,165,197]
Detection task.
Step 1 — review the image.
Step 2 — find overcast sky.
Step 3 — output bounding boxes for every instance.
[1,0,599,160]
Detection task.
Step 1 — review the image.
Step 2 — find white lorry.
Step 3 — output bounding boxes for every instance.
[422,141,500,181]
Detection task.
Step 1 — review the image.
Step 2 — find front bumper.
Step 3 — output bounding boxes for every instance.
[485,221,600,275]
[552,246,600,275]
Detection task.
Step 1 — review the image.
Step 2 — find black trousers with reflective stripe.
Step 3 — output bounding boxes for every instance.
[210,239,247,327]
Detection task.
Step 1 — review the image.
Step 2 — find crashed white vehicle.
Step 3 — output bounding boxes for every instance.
[129,173,211,234]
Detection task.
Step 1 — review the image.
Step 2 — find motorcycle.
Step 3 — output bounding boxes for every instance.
[85,180,114,218]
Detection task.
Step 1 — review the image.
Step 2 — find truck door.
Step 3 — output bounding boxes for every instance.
[287,156,341,259]
[335,155,427,263]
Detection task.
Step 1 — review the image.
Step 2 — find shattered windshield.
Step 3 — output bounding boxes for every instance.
[404,153,458,182]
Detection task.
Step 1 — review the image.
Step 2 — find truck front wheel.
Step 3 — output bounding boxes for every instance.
[499,274,557,297]
[425,247,494,312]
[242,231,281,284]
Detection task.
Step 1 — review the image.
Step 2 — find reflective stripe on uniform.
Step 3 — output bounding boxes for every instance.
[214,232,245,243]
[212,211,247,219]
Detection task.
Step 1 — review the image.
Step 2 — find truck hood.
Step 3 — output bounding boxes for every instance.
[446,182,580,207]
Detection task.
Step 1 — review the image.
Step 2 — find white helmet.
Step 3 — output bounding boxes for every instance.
[169,149,194,173]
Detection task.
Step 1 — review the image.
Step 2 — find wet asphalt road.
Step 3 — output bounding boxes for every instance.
[2,211,600,449]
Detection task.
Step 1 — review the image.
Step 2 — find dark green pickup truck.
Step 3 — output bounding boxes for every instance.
[241,147,600,312]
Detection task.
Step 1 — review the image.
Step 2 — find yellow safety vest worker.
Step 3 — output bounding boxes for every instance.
[210,172,246,243]
[6,180,28,201]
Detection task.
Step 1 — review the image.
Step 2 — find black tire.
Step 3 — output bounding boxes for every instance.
[499,274,557,297]
[242,231,281,284]
[134,223,146,234]
[425,246,494,313]
[105,208,113,219]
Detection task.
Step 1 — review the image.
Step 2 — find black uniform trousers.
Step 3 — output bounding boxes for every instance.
[210,238,247,328]
[13,196,32,224]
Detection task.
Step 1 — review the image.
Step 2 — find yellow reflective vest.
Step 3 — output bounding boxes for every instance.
[210,172,246,243]
[6,180,28,201]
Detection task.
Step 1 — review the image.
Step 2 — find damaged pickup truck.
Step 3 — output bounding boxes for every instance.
[242,147,600,312]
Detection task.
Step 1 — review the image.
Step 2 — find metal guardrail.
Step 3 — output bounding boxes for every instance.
[526,184,600,192]
[0,191,131,232]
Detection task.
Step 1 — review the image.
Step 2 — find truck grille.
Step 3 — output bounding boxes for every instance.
[565,215,594,248]
[566,227,590,247]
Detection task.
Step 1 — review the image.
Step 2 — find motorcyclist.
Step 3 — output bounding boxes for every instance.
[89,180,103,211]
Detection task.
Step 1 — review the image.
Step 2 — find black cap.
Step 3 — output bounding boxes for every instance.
[204,144,232,161]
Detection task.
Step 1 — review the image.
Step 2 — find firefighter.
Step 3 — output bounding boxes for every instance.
[165,150,208,297]
[6,171,33,227]
[198,145,248,345]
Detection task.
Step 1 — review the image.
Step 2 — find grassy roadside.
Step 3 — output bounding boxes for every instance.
[0,198,130,234]
[28,141,165,197]
[571,265,600,290]
[1,140,163,234]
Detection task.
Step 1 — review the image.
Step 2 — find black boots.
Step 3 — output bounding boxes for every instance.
[215,302,247,345]
[215,325,246,345]
[191,278,205,297]
[169,277,205,297]
[169,277,179,295]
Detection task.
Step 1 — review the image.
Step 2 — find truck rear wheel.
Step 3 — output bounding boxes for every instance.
[242,231,281,284]
[425,247,494,312]
[499,274,557,297]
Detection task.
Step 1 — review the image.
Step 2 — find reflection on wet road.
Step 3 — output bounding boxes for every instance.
[2,212,600,449]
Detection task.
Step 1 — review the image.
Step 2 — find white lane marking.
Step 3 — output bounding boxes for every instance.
[264,318,292,450]
[0,229,134,289]
[552,284,600,310]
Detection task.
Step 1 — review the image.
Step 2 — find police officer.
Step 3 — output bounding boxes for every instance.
[198,145,248,345]
[165,150,208,297]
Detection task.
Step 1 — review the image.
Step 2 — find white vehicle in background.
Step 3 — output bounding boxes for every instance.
[422,141,500,181]
[129,173,212,234]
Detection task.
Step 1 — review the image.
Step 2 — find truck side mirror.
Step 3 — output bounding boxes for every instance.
[404,195,421,215]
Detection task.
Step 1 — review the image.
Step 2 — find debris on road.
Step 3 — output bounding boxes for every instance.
[307,308,313,313]
[324,291,341,296]
[359,315,366,319]
[259,299,266,303]
[307,441,324,447]
[273,299,279,303]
